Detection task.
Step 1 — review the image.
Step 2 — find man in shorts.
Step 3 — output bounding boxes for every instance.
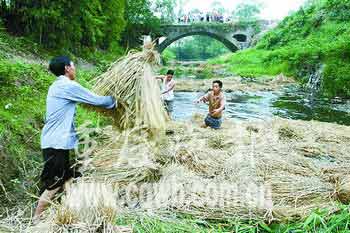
[34,56,117,219]
[195,80,225,129]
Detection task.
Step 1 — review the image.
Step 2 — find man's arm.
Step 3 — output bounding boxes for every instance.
[195,92,209,103]
[63,82,116,109]
[155,75,165,80]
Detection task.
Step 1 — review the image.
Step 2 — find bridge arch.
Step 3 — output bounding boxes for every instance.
[233,33,247,42]
[157,31,240,53]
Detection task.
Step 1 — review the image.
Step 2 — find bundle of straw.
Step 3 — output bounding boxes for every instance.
[92,43,168,133]
[140,165,272,221]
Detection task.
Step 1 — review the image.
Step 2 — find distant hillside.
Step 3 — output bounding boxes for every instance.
[210,0,350,97]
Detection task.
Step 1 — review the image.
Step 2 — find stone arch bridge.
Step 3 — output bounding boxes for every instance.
[155,21,277,53]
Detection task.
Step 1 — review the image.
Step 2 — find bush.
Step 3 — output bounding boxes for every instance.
[323,60,350,97]
[161,49,176,65]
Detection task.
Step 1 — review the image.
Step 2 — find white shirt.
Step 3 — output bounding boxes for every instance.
[162,79,175,101]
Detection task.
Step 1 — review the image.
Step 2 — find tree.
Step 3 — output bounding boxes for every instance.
[121,0,161,49]
[211,1,226,15]
[0,0,126,52]
[176,0,185,20]
[234,2,262,21]
[100,0,126,50]
[151,0,177,24]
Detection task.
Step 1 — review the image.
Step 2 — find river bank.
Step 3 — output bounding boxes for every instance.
[175,74,294,92]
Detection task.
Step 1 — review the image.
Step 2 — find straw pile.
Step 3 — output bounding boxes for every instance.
[35,116,348,227]
[2,116,350,230]
[92,43,168,133]
[336,176,350,204]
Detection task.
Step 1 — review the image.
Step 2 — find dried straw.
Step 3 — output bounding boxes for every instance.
[92,44,168,133]
[3,117,350,229]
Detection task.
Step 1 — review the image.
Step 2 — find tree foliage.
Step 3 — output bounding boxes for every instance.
[0,0,126,52]
[211,1,226,15]
[165,35,230,61]
[121,0,161,49]
[152,0,177,24]
[233,2,262,21]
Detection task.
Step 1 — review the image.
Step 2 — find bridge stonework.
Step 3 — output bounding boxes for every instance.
[156,21,277,53]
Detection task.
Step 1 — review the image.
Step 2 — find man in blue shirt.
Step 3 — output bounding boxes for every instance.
[34,56,116,219]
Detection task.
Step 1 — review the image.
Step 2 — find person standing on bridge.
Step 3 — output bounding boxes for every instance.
[156,70,176,119]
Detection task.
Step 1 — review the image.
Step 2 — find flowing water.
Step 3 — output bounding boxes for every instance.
[172,84,350,125]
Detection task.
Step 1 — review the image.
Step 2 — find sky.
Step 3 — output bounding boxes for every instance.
[180,0,307,20]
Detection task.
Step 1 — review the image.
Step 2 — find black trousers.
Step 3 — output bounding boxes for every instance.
[40,148,81,192]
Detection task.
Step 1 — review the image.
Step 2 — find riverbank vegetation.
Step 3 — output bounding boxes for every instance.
[210,0,350,97]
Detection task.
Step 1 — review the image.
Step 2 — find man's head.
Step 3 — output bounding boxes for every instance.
[49,56,76,80]
[166,69,174,81]
[212,80,223,93]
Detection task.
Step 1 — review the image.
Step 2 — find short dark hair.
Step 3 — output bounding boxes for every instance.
[49,56,72,76]
[166,69,175,75]
[213,80,223,88]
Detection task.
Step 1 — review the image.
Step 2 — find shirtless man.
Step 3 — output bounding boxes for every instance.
[195,80,225,129]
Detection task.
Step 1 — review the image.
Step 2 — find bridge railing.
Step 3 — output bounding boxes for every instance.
[162,19,279,27]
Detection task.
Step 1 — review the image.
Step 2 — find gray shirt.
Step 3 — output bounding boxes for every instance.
[40,75,116,149]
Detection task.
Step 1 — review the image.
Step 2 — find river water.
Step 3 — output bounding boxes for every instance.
[172,84,350,126]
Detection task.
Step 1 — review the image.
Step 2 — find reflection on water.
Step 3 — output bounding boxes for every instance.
[172,85,350,125]
[273,85,350,125]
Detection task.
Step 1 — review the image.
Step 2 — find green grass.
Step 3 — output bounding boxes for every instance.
[114,204,350,232]
[209,49,290,77]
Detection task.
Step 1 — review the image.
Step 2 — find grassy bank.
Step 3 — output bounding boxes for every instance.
[209,0,350,98]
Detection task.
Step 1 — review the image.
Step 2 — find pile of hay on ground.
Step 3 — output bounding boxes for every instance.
[2,116,350,231]
[20,115,348,230]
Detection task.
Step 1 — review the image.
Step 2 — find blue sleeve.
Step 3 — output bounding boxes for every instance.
[63,82,116,109]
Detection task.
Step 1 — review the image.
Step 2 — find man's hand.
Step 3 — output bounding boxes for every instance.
[81,104,116,118]
[211,109,221,116]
